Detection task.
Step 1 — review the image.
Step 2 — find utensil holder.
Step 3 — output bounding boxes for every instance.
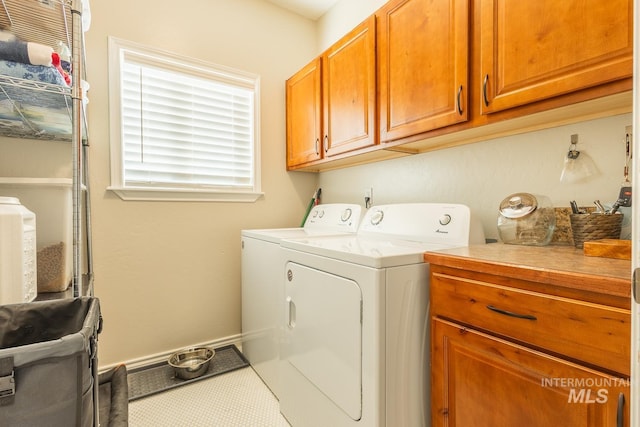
[569,213,623,248]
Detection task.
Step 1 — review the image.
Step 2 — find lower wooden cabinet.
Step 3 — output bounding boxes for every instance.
[429,263,630,427]
[433,318,629,427]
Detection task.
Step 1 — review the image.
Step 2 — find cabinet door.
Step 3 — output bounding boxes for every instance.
[479,0,633,114]
[432,318,629,427]
[323,16,377,157]
[378,0,469,143]
[286,58,322,168]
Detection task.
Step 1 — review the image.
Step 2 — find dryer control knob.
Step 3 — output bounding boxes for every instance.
[341,208,353,222]
[439,214,452,226]
[370,210,384,225]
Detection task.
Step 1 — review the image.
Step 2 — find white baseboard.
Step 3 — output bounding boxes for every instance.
[99,333,243,373]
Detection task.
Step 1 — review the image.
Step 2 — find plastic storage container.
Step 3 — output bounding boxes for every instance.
[0,178,75,292]
[0,196,37,304]
[0,297,101,427]
[497,193,556,246]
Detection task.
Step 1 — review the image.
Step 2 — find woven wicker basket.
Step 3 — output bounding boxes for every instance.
[569,213,623,248]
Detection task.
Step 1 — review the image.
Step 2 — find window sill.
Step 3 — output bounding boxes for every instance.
[108,186,264,202]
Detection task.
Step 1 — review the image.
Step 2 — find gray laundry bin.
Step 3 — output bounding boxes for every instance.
[0,297,101,427]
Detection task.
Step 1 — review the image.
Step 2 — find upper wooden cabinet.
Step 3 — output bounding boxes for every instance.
[323,16,377,157]
[286,58,322,168]
[286,17,377,170]
[285,0,632,172]
[479,0,633,114]
[378,0,470,143]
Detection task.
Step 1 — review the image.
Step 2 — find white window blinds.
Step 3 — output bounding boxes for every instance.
[108,37,262,202]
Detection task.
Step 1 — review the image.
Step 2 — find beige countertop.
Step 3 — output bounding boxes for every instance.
[424,243,631,299]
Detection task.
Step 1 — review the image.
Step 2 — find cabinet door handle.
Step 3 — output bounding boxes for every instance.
[315,138,319,155]
[617,392,625,427]
[324,134,328,153]
[482,74,490,107]
[486,305,537,320]
[456,85,463,115]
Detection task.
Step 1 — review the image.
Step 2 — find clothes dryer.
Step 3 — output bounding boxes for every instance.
[241,203,362,398]
[279,203,484,426]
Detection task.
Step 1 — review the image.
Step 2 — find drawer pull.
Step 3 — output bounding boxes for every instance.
[617,392,625,427]
[486,305,537,320]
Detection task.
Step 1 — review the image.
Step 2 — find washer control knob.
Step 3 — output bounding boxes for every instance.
[341,208,352,222]
[370,210,384,225]
[439,214,452,226]
[318,210,325,218]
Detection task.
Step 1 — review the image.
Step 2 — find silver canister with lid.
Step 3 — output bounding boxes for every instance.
[497,193,556,246]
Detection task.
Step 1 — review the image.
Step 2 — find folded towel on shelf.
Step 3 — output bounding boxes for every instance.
[0,59,67,86]
[0,40,53,67]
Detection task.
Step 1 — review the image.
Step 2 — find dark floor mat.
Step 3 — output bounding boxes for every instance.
[127,344,249,401]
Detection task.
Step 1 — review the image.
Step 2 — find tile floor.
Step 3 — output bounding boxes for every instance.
[129,367,290,426]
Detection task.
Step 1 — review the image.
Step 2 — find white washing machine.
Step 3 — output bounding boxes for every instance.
[241,203,362,398]
[279,203,485,427]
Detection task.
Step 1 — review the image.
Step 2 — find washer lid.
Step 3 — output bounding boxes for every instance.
[241,227,359,244]
[241,203,362,243]
[242,227,306,243]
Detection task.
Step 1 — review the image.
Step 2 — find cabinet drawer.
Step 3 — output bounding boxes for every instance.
[431,272,630,376]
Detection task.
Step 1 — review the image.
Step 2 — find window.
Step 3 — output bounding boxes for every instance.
[107,37,262,202]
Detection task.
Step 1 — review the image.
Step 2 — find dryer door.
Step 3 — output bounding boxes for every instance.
[284,262,363,420]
